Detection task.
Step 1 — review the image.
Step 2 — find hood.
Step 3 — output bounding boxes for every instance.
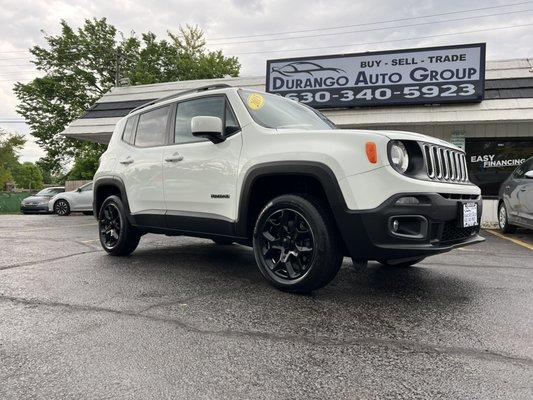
[21,195,50,203]
[372,130,462,151]
[295,128,462,152]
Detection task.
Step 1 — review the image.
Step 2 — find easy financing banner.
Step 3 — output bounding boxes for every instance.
[266,43,486,108]
[466,138,533,197]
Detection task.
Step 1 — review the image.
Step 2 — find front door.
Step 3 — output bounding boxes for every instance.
[78,182,94,209]
[162,96,242,233]
[506,165,524,221]
[516,159,533,226]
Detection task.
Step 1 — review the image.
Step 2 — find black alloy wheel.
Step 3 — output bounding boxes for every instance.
[98,195,141,256]
[259,208,315,280]
[54,199,70,216]
[253,194,343,293]
[99,203,122,250]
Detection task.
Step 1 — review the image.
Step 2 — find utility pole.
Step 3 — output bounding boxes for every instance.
[115,48,122,87]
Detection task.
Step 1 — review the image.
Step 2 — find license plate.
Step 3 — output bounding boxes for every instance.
[462,202,478,228]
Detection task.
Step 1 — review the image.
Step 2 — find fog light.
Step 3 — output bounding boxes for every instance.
[395,196,419,205]
[388,215,428,239]
[395,195,431,205]
[392,219,400,232]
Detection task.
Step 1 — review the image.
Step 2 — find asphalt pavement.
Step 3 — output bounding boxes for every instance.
[0,214,532,399]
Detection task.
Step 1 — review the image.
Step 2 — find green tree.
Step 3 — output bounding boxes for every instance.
[35,155,65,184]
[0,166,12,189]
[0,129,25,189]
[14,18,240,173]
[66,147,102,180]
[13,162,44,190]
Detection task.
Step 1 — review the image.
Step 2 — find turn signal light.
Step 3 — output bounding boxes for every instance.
[365,142,377,164]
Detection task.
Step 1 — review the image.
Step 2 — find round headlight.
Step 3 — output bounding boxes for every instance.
[389,141,409,173]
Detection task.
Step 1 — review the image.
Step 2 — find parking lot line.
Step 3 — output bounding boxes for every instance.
[485,229,533,251]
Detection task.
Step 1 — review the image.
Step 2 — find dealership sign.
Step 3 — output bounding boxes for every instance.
[266,43,486,108]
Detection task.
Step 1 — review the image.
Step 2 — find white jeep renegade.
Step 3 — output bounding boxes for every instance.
[94,84,484,293]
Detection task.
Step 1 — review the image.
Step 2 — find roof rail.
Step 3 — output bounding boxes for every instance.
[128,83,233,114]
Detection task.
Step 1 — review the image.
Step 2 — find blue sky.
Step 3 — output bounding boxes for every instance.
[0,0,532,163]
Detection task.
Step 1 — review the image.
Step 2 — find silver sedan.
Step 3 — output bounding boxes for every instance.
[498,157,533,232]
[49,182,94,216]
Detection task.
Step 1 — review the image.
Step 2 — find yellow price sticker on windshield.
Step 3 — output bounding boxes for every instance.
[248,93,265,110]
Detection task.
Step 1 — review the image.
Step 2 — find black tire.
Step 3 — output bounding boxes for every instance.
[54,199,70,216]
[212,238,234,245]
[498,202,517,234]
[377,257,425,268]
[252,194,343,293]
[82,211,93,216]
[98,195,141,256]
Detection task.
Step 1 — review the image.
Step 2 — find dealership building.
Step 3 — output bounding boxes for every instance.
[61,44,533,224]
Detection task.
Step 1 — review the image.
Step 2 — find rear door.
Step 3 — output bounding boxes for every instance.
[162,95,242,229]
[114,106,170,217]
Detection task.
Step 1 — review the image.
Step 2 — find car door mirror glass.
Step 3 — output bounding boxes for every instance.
[191,116,225,143]
[525,170,533,179]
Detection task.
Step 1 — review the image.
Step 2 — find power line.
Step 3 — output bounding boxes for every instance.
[0,70,37,76]
[0,63,34,68]
[0,50,28,54]
[0,79,31,82]
[209,9,532,46]
[0,57,32,61]
[207,1,533,41]
[229,23,533,56]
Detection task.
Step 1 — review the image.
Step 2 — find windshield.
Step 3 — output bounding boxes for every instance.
[36,188,62,196]
[239,90,335,130]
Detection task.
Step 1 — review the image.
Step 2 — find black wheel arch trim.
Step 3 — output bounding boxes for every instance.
[93,176,135,225]
[235,161,348,238]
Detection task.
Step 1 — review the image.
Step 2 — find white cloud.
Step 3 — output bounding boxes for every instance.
[0,0,531,161]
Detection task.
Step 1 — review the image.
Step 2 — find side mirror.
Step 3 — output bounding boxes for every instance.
[76,187,81,192]
[525,170,533,179]
[191,116,225,144]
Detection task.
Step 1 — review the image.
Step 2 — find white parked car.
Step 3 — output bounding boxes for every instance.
[49,182,93,216]
[93,84,484,293]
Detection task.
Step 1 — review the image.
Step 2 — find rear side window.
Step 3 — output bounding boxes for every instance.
[135,106,170,147]
[122,116,137,145]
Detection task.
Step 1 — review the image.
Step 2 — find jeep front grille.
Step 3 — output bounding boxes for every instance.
[421,144,469,183]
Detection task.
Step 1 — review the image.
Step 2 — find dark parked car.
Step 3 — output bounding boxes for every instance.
[498,156,533,232]
[20,187,65,214]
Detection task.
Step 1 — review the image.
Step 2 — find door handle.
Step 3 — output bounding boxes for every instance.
[519,187,527,192]
[164,153,184,162]
[119,157,134,165]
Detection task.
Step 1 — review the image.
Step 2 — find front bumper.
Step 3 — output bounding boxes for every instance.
[20,204,50,213]
[336,192,484,261]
